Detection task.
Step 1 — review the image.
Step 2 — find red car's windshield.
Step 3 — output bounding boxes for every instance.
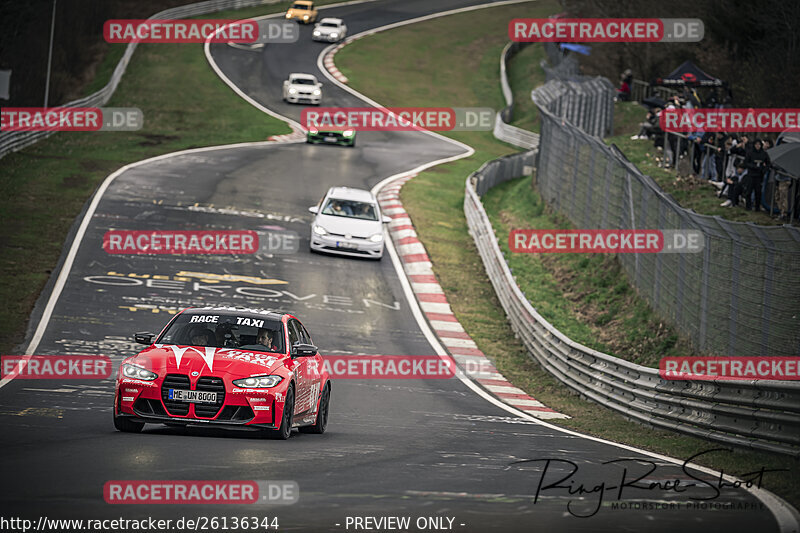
[157,313,285,353]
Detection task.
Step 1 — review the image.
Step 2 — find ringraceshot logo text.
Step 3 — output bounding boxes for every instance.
[660,357,800,381]
[323,356,456,379]
[302,107,494,132]
[509,230,704,254]
[0,107,142,131]
[103,480,298,504]
[509,18,703,42]
[661,109,800,132]
[1,355,112,379]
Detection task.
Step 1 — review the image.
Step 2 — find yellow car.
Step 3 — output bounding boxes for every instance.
[285,1,319,24]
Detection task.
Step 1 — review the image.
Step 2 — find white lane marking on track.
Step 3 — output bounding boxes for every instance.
[23,388,77,394]
[6,141,291,392]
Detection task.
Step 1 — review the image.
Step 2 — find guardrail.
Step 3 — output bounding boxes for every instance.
[630,79,678,102]
[466,41,800,456]
[0,0,282,160]
[493,42,539,150]
[464,153,800,457]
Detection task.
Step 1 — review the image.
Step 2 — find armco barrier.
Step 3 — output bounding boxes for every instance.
[464,153,800,456]
[0,0,283,160]
[494,42,539,150]
[465,42,800,455]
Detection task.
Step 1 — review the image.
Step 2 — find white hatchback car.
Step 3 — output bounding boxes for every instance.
[312,18,347,42]
[309,187,390,259]
[283,73,322,105]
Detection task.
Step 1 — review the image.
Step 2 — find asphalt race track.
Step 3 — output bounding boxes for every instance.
[0,1,794,532]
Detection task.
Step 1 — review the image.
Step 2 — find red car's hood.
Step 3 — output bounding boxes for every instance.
[132,345,287,378]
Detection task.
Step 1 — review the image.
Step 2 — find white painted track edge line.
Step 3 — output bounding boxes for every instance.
[7,139,292,390]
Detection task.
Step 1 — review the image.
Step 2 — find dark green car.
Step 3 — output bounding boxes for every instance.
[306,128,356,147]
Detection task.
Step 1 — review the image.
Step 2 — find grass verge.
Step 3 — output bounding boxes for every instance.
[506,43,545,133]
[336,0,800,509]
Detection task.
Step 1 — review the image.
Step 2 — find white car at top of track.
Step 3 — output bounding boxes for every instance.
[283,73,322,105]
[312,18,347,42]
[308,187,391,259]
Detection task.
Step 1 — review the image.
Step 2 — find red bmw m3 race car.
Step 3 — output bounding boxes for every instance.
[113,307,331,439]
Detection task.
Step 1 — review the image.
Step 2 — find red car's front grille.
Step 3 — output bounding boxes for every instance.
[161,374,190,416]
[160,374,226,418]
[194,377,225,418]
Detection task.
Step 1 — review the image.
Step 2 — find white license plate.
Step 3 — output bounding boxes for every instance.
[168,389,217,403]
[336,241,358,249]
[324,136,338,142]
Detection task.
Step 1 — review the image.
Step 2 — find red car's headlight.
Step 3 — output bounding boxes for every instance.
[233,375,282,388]
[121,363,158,381]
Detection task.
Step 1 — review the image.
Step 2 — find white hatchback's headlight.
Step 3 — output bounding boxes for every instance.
[288,87,297,94]
[122,363,158,381]
[313,224,328,236]
[330,32,338,38]
[312,89,321,96]
[313,30,321,36]
[369,233,384,243]
[233,375,282,388]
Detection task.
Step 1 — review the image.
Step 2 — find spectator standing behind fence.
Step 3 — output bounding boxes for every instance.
[701,132,719,181]
[743,139,771,211]
[689,129,705,174]
[721,135,739,178]
[616,69,632,101]
[682,86,701,109]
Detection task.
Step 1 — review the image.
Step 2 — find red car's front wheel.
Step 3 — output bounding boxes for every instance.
[299,383,329,434]
[113,406,144,433]
[268,385,295,440]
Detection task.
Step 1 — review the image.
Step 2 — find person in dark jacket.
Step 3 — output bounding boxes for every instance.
[721,165,747,207]
[742,139,771,211]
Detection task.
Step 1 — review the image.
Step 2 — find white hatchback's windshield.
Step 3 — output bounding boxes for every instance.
[321,199,378,220]
[292,78,316,85]
[321,22,338,27]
